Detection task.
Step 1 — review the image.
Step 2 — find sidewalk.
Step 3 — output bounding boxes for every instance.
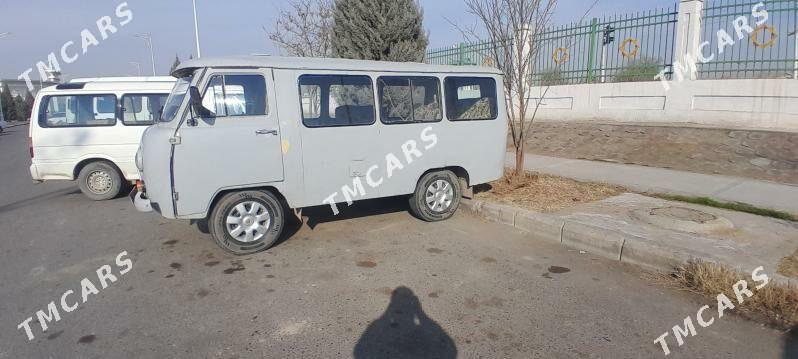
[506,153,798,214]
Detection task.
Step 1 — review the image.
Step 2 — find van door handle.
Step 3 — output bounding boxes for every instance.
[255,129,278,136]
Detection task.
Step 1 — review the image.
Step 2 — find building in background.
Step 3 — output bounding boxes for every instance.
[0,79,58,98]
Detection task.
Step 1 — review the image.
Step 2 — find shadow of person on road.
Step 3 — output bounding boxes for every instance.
[784,329,797,359]
[354,286,457,359]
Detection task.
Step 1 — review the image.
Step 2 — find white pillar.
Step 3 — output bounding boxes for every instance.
[673,0,704,80]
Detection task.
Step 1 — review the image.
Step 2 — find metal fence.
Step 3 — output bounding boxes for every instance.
[699,0,798,79]
[426,0,798,84]
[425,40,508,67]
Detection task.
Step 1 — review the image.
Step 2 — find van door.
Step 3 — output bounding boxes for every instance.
[171,69,284,217]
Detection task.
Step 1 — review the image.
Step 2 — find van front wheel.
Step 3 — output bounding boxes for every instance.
[409,170,461,222]
[77,161,123,201]
[208,190,284,255]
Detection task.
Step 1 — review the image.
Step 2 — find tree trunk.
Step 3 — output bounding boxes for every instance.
[515,140,525,175]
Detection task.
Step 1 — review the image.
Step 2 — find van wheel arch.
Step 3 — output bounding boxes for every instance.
[419,166,470,190]
[207,186,289,219]
[73,158,124,181]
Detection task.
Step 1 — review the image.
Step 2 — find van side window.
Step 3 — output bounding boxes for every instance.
[201,74,268,117]
[41,94,117,127]
[378,76,442,124]
[444,77,498,121]
[299,75,375,127]
[121,94,168,125]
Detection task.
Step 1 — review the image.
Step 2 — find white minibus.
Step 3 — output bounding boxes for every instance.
[132,56,507,254]
[29,77,175,200]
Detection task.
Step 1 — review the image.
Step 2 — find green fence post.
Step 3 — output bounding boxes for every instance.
[586,18,599,83]
[458,43,466,65]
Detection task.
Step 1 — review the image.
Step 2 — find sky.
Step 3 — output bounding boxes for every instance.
[0,0,677,80]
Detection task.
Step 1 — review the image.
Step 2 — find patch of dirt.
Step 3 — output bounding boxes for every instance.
[522,122,798,185]
[778,249,798,279]
[475,170,624,212]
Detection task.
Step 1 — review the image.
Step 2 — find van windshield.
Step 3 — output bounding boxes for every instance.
[160,73,194,122]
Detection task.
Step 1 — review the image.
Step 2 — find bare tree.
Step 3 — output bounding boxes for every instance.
[265,0,335,57]
[459,0,557,175]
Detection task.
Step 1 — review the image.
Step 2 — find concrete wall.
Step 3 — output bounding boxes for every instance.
[528,78,798,131]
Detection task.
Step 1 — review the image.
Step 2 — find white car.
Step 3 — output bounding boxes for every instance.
[0,118,7,133]
[29,77,175,200]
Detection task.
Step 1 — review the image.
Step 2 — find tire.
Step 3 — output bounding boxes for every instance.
[77,161,123,201]
[408,170,461,222]
[208,190,285,255]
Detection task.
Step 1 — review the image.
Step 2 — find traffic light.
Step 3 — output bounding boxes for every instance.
[602,25,616,45]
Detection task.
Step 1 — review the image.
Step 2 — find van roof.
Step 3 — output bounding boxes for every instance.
[174,55,504,76]
[38,76,176,94]
[69,76,176,83]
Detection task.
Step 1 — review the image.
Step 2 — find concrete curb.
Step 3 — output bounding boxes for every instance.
[5,121,29,129]
[460,198,690,274]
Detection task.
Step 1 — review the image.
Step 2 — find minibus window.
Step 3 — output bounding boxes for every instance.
[199,74,267,117]
[161,74,194,122]
[42,94,117,127]
[378,76,442,124]
[298,75,375,128]
[201,75,227,117]
[444,77,498,121]
[122,94,168,125]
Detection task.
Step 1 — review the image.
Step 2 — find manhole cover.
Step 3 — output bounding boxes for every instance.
[649,207,717,223]
[632,206,734,234]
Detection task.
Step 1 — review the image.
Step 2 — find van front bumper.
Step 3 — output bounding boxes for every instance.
[129,188,153,213]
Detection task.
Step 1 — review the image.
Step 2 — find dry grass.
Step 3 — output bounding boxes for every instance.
[779,249,798,279]
[665,260,798,330]
[474,170,624,212]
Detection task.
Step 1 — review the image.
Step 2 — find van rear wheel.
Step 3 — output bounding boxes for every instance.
[208,190,284,255]
[77,161,123,201]
[409,170,461,222]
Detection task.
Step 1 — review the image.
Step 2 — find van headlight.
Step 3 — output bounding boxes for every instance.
[135,147,143,171]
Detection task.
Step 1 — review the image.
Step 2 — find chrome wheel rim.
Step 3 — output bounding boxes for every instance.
[425,179,454,212]
[225,201,271,243]
[86,170,113,194]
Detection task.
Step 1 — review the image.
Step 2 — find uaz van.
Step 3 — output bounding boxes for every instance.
[29,77,175,200]
[132,56,507,254]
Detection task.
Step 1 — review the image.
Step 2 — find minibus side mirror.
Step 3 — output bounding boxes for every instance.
[188,86,209,122]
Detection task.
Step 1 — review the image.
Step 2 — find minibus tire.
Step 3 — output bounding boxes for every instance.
[409,170,461,222]
[208,190,284,255]
[77,161,123,201]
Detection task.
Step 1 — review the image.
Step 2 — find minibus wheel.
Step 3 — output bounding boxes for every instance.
[208,190,284,255]
[77,161,123,201]
[409,170,461,222]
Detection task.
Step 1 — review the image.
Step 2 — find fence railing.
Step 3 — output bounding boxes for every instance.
[426,40,509,66]
[699,0,798,79]
[426,0,798,85]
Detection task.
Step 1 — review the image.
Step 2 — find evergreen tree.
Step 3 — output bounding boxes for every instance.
[331,0,428,62]
[1,83,16,122]
[170,55,181,74]
[14,94,27,121]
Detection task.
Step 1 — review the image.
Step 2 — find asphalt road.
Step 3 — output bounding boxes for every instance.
[0,125,793,358]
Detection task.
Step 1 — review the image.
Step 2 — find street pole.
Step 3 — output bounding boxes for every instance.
[0,32,9,122]
[135,34,157,76]
[130,62,142,76]
[192,0,202,58]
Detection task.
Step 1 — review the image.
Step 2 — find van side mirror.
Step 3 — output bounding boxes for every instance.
[188,86,207,119]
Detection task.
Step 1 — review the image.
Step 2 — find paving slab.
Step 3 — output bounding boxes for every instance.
[552,193,798,283]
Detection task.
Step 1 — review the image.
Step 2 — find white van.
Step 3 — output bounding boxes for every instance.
[132,56,507,254]
[29,77,175,200]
